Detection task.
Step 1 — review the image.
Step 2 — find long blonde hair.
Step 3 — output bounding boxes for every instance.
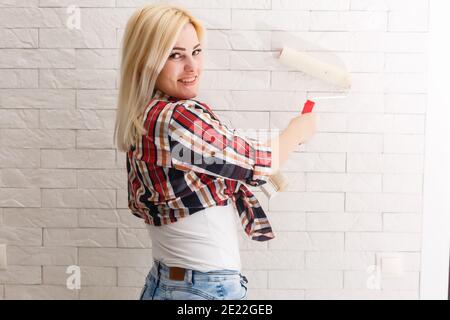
[114,3,206,152]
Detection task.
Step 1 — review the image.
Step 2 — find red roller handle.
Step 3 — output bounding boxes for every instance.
[301,99,315,114]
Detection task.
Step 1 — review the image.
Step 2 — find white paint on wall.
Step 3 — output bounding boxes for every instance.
[420,0,450,300]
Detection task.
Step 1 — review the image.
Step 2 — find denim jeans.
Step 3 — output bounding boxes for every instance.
[139,259,249,300]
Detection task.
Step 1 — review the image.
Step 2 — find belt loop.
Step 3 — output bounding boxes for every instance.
[187,269,193,285]
[157,260,161,277]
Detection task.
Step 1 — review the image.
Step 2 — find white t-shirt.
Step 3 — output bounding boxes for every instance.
[146,202,242,273]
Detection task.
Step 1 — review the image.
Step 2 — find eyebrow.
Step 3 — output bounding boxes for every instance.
[172,43,201,51]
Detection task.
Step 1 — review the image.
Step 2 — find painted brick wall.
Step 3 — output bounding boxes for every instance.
[0,0,428,299]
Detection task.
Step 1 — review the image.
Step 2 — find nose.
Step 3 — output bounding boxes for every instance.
[183,55,197,73]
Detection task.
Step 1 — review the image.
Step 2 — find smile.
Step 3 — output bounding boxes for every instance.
[178,75,198,86]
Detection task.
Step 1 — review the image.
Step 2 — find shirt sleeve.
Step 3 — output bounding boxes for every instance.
[167,101,272,186]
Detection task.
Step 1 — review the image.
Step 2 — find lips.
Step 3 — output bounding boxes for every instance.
[178,75,198,86]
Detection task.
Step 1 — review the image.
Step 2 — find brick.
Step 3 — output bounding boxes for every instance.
[0,8,64,28]
[267,211,306,231]
[276,153,346,173]
[78,209,146,229]
[39,27,116,49]
[0,129,75,149]
[117,267,148,287]
[0,109,39,129]
[0,49,74,68]
[0,189,40,208]
[0,28,38,48]
[270,192,344,212]
[7,246,77,266]
[79,286,140,300]
[43,228,117,247]
[0,89,75,109]
[79,248,152,267]
[0,266,41,284]
[0,226,42,246]
[0,148,40,168]
[43,266,117,286]
[347,153,423,174]
[345,232,422,251]
[269,270,343,289]
[384,134,424,154]
[306,251,375,270]
[305,288,419,299]
[346,193,422,213]
[241,250,305,270]
[202,71,270,90]
[248,288,305,300]
[190,8,231,29]
[273,0,349,10]
[0,69,37,88]
[77,130,119,149]
[3,208,78,228]
[306,173,382,192]
[268,232,345,251]
[41,149,116,169]
[5,285,79,299]
[383,213,422,232]
[388,10,428,32]
[383,174,423,193]
[306,212,382,231]
[310,11,387,32]
[0,168,76,188]
[42,188,116,208]
[385,94,427,114]
[232,10,309,31]
[76,89,117,109]
[77,169,126,189]
[40,0,115,7]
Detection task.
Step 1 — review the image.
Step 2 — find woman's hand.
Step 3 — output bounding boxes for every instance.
[268,111,317,173]
[288,112,317,144]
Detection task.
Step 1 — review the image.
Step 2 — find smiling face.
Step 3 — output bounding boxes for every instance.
[155,22,204,99]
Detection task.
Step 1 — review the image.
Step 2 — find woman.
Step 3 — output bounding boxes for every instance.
[114,4,316,300]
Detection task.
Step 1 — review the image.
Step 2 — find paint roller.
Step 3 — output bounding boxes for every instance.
[261,46,352,198]
[278,46,352,91]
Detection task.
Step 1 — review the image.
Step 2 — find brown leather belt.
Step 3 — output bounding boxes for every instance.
[168,266,187,281]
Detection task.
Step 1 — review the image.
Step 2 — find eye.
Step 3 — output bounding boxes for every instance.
[169,52,182,59]
[169,48,202,59]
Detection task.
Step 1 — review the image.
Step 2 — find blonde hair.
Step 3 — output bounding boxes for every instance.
[114,3,206,152]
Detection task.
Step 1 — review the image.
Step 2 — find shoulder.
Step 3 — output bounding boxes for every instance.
[172,98,204,112]
[171,99,218,123]
[143,98,214,129]
[141,99,195,124]
[170,99,211,120]
[147,98,203,113]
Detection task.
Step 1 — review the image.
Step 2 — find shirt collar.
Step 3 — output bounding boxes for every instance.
[152,88,179,102]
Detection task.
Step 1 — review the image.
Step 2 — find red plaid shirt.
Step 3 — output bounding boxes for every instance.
[127,89,275,241]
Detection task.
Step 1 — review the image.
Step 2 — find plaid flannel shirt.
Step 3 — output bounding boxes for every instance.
[127,89,275,241]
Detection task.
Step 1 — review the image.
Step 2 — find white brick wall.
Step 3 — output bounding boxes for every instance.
[0,0,429,300]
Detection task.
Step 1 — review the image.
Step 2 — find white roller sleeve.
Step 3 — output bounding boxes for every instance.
[279,46,352,89]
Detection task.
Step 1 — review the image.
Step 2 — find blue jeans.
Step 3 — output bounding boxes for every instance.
[139,259,249,300]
